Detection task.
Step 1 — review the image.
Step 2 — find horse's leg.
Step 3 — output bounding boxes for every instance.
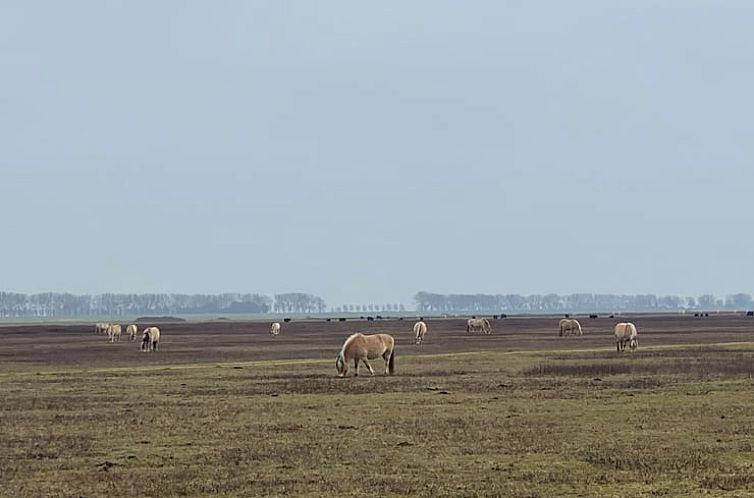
[354,359,359,376]
[362,359,374,376]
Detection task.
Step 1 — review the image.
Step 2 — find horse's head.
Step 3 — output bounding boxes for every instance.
[335,354,346,377]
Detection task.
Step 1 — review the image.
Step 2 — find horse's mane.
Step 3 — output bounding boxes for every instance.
[340,333,363,355]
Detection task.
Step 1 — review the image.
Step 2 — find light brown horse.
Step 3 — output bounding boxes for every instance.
[126,324,138,341]
[466,318,492,334]
[413,321,428,345]
[614,322,638,352]
[95,322,110,334]
[270,322,281,336]
[141,327,161,352]
[107,324,122,343]
[336,333,395,377]
[559,318,583,336]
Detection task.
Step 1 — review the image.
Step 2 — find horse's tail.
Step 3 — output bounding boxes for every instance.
[388,345,395,375]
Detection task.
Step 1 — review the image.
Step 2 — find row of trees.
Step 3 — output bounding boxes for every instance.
[4,290,753,318]
[272,293,326,313]
[331,304,406,313]
[414,292,754,313]
[0,292,326,318]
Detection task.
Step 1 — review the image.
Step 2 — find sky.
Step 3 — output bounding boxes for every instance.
[1,1,753,306]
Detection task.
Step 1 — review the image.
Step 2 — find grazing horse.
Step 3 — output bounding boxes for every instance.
[615,322,638,352]
[107,324,122,343]
[95,322,110,334]
[141,327,161,352]
[126,324,138,341]
[559,318,583,336]
[466,318,492,334]
[413,321,428,345]
[335,333,395,377]
[270,322,281,336]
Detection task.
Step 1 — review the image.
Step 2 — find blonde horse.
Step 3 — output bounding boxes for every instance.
[95,322,110,334]
[270,322,281,336]
[126,324,138,341]
[466,318,492,334]
[107,324,122,343]
[336,333,395,377]
[614,322,638,352]
[141,327,161,352]
[413,321,428,345]
[559,318,583,336]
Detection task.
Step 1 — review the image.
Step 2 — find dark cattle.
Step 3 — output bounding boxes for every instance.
[376,315,383,320]
[493,315,499,320]
[283,318,292,323]
[694,313,700,317]
[367,316,374,321]
[609,314,615,319]
[500,314,507,319]
[564,314,570,318]
[338,317,347,322]
[705,313,710,317]
[747,311,754,317]
[360,316,365,320]
[326,318,331,322]
[398,317,404,321]
[589,314,598,319]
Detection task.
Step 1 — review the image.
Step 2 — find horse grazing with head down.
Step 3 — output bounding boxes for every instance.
[614,322,638,352]
[141,327,161,352]
[466,318,492,334]
[95,322,110,334]
[559,318,583,336]
[413,320,428,345]
[270,322,281,336]
[336,333,395,377]
[126,324,138,341]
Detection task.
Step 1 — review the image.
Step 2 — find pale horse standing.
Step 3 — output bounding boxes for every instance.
[95,322,110,334]
[107,324,122,343]
[614,322,638,352]
[335,333,395,377]
[126,324,138,341]
[413,320,428,345]
[270,322,281,336]
[141,327,161,352]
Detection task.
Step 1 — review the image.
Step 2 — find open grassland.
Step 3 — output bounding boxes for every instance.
[1,315,753,497]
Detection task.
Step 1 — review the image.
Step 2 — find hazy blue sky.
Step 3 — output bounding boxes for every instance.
[1,1,753,306]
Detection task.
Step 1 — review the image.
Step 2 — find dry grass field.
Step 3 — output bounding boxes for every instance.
[1,314,753,497]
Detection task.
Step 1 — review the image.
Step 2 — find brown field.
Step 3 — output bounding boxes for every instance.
[1,313,754,497]
[2,313,752,368]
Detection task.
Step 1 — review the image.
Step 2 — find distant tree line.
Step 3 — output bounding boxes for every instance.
[0,292,326,318]
[272,293,326,314]
[414,291,754,314]
[331,304,406,313]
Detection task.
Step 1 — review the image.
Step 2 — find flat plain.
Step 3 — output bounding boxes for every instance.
[1,314,753,497]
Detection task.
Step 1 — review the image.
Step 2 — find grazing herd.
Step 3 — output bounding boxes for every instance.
[92,315,640,376]
[95,322,162,352]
